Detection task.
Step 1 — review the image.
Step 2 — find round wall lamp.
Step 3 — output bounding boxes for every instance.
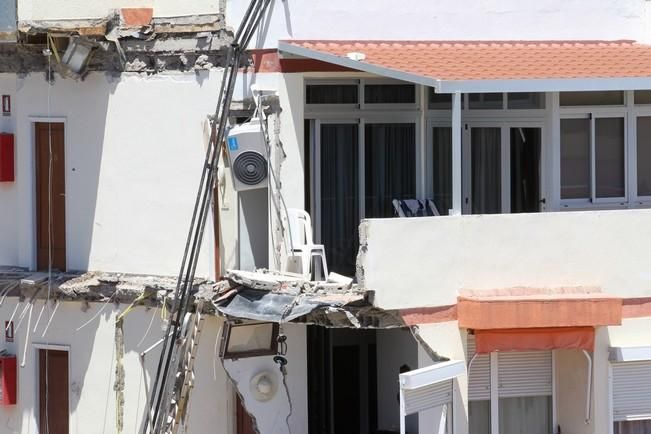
[249,371,278,402]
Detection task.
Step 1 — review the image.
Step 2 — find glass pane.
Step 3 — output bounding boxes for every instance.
[595,117,625,198]
[364,84,415,104]
[227,323,274,353]
[507,92,545,109]
[634,90,651,105]
[511,128,541,213]
[320,124,359,276]
[561,118,591,199]
[499,396,552,434]
[471,127,501,214]
[469,93,503,110]
[306,84,358,104]
[638,117,651,196]
[469,400,490,434]
[432,127,452,215]
[614,419,651,434]
[365,123,416,218]
[560,91,624,106]
[430,91,452,109]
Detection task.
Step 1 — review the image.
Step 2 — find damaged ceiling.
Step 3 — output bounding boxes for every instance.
[0,9,235,74]
[0,268,406,329]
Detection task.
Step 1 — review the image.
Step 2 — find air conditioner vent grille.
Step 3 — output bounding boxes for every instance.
[233,151,268,186]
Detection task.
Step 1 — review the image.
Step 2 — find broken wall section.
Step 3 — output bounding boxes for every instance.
[222,323,308,434]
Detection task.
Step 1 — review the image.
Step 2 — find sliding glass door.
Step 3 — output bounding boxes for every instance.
[462,124,543,214]
[317,122,359,277]
[365,123,416,218]
[470,127,502,214]
[313,120,416,277]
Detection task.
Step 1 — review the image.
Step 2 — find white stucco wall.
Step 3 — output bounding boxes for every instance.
[17,0,222,21]
[0,300,232,433]
[222,324,308,434]
[416,322,468,434]
[360,209,651,310]
[227,0,651,48]
[0,71,218,277]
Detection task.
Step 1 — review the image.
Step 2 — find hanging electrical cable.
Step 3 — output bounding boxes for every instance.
[43,34,54,434]
[143,1,273,432]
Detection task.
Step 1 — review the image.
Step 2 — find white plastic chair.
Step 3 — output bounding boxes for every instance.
[286,209,329,281]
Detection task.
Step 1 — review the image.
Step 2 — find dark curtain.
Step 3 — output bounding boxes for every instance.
[320,124,359,277]
[307,326,331,434]
[306,85,358,104]
[471,127,501,214]
[364,84,416,104]
[432,127,452,215]
[365,123,416,218]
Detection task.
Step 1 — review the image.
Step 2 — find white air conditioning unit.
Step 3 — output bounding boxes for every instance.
[226,118,268,191]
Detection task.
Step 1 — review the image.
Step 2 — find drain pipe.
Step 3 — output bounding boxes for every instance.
[582,350,592,424]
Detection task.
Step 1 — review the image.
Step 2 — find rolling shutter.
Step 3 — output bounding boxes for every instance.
[498,350,552,398]
[612,361,651,421]
[467,335,490,400]
[404,379,452,415]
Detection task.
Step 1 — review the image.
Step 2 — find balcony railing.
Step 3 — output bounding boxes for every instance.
[357,208,651,310]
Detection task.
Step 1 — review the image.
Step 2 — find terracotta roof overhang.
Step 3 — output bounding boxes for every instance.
[279,40,651,93]
[457,287,622,330]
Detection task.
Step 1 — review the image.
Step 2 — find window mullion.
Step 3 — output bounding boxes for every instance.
[591,114,596,203]
[359,118,365,219]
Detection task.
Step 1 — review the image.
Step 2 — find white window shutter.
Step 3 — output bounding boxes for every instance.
[498,350,552,398]
[403,379,453,415]
[612,361,651,421]
[467,335,490,400]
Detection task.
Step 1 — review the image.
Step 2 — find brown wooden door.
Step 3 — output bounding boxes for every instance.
[38,349,69,434]
[236,394,256,434]
[35,123,66,271]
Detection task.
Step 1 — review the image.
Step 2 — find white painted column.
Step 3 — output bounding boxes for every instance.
[490,352,499,434]
[451,92,462,215]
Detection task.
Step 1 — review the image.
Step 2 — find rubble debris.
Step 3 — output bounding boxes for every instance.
[210,270,405,328]
[1,12,232,75]
[0,268,406,328]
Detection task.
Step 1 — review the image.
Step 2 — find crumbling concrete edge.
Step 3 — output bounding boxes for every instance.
[409,325,449,363]
[219,355,262,434]
[356,219,369,290]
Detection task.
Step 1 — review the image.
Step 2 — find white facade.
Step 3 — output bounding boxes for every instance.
[0,300,232,433]
[1,1,651,433]
[17,0,222,21]
[0,72,218,277]
[226,0,651,48]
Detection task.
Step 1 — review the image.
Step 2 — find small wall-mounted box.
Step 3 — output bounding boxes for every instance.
[0,355,16,405]
[0,133,14,182]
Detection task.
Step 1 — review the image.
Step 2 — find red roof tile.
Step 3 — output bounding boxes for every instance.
[282,40,651,81]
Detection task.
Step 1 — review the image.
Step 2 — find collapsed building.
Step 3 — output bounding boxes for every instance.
[1,0,651,434]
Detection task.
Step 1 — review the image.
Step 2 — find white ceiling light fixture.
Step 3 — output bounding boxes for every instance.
[250,371,278,402]
[60,36,96,76]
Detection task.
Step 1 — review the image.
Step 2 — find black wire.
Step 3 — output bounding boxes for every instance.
[143,1,273,431]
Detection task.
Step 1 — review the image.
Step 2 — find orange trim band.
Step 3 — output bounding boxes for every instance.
[400,297,650,326]
[474,327,595,353]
